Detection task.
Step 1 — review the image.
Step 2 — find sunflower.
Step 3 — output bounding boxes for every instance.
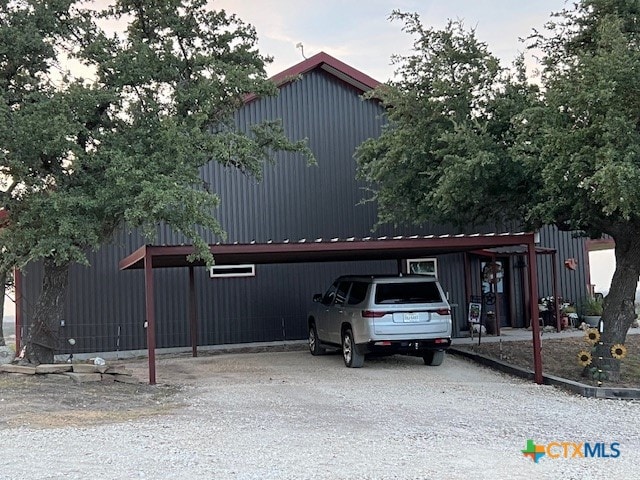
[611,344,628,360]
[585,328,601,345]
[577,350,593,366]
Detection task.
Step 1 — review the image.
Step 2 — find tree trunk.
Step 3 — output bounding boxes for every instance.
[593,232,640,383]
[0,269,6,347]
[23,259,70,365]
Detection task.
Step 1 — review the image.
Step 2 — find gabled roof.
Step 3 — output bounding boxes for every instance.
[245,51,381,104]
[0,209,7,226]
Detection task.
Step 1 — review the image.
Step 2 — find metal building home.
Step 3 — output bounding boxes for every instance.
[16,53,590,357]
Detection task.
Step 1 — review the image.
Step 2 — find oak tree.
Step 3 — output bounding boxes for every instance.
[0,0,312,363]
[357,3,640,381]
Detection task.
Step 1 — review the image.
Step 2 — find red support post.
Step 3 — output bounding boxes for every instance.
[493,255,501,337]
[144,250,157,385]
[189,266,198,358]
[527,242,543,385]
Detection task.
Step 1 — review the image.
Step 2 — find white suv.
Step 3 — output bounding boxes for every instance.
[307,275,452,367]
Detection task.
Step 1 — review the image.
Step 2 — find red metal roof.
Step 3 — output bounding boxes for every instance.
[244,51,381,104]
[119,233,536,270]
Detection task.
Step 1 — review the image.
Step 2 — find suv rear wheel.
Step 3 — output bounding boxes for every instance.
[308,322,325,356]
[342,329,364,368]
[423,350,445,366]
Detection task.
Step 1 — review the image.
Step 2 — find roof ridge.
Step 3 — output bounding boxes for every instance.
[244,51,381,104]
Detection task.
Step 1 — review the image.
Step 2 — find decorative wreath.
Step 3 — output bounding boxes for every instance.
[482,262,504,284]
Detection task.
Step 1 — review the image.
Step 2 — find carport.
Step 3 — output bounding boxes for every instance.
[119,232,543,385]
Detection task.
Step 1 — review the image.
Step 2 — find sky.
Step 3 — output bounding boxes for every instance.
[2,0,618,319]
[214,0,569,81]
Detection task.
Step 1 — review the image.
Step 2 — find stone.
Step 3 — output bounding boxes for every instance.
[64,372,102,383]
[105,365,132,375]
[113,374,139,384]
[72,364,100,374]
[0,364,36,375]
[0,346,15,366]
[35,364,72,374]
[101,373,115,383]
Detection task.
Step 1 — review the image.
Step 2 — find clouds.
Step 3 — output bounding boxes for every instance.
[215,0,567,81]
[81,1,567,81]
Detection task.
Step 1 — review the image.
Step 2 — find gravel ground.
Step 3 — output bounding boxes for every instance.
[1,350,639,480]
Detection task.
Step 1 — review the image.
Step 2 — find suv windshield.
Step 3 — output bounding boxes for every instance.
[374,282,442,304]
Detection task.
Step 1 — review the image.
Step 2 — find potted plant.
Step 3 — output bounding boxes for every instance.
[581,297,603,327]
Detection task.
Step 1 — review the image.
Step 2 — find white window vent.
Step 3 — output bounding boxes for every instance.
[209,264,255,278]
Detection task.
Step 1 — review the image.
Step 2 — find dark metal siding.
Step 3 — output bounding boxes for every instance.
[21,70,589,353]
[536,225,589,306]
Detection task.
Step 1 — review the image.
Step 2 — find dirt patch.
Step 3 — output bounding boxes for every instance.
[0,371,181,430]
[458,332,640,388]
[0,343,307,430]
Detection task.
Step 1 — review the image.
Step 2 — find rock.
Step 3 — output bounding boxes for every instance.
[0,346,15,365]
[100,373,116,383]
[113,374,139,384]
[35,364,72,374]
[64,372,103,383]
[105,365,132,376]
[72,364,100,374]
[0,364,36,375]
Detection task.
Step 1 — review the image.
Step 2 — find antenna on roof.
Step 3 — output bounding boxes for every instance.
[296,42,307,59]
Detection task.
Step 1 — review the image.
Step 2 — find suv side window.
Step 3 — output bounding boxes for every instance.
[347,281,368,305]
[335,281,351,306]
[322,282,338,306]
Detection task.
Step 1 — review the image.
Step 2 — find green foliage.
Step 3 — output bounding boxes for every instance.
[523,0,640,236]
[355,12,539,229]
[356,1,640,352]
[581,296,604,316]
[0,0,313,270]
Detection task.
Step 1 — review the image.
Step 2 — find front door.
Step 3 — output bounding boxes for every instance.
[481,260,510,328]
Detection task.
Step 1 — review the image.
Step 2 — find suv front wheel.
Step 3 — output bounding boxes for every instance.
[342,328,364,368]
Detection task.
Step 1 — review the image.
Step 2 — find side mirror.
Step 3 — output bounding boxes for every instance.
[313,293,323,303]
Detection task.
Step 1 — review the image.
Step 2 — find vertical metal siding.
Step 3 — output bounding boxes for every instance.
[536,225,589,307]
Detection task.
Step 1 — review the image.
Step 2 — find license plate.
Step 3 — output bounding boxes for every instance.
[403,312,422,323]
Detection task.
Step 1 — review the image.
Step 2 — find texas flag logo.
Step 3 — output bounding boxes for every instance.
[522,439,546,463]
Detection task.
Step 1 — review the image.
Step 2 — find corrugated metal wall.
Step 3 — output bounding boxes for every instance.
[536,225,589,306]
[21,69,589,353]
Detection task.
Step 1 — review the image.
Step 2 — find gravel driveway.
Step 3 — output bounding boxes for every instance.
[2,350,639,479]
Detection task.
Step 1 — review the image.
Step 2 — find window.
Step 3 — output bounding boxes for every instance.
[406,258,438,277]
[209,264,255,278]
[334,281,350,306]
[375,282,443,304]
[347,282,368,305]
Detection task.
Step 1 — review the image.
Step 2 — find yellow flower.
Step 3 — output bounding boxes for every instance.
[611,344,627,360]
[585,328,600,344]
[577,350,593,366]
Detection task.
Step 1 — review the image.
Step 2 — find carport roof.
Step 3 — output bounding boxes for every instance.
[119,231,544,386]
[119,232,537,270]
